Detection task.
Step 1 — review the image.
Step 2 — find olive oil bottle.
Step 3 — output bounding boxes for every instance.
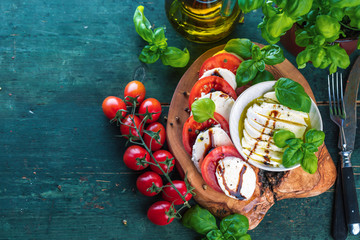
[165,0,241,43]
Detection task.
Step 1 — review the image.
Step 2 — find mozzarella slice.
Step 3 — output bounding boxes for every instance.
[242,130,284,152]
[197,91,235,122]
[216,157,256,200]
[263,91,278,102]
[244,119,273,142]
[242,149,281,167]
[252,103,308,125]
[241,138,283,160]
[192,127,233,172]
[247,106,307,139]
[260,102,309,119]
[246,118,273,135]
[200,68,237,90]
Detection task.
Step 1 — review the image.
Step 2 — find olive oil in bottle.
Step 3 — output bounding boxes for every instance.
[165,0,241,43]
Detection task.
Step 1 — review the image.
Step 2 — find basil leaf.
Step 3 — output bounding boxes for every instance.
[262,1,277,18]
[273,129,295,148]
[266,12,294,38]
[301,150,318,174]
[303,142,318,153]
[274,78,311,113]
[255,60,266,72]
[305,129,325,147]
[311,48,326,68]
[251,45,263,62]
[261,45,285,65]
[326,44,350,73]
[219,214,249,238]
[252,70,274,85]
[139,45,160,64]
[285,138,303,149]
[191,98,216,123]
[224,38,254,59]
[296,47,312,69]
[133,6,154,43]
[258,17,281,44]
[153,27,168,50]
[284,0,313,18]
[315,15,340,40]
[206,230,224,240]
[282,145,303,168]
[239,234,252,240]
[295,30,313,47]
[160,47,190,68]
[236,60,258,87]
[238,0,264,13]
[345,6,360,29]
[329,0,360,8]
[182,205,218,235]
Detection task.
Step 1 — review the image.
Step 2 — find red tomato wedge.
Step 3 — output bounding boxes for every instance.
[199,53,242,77]
[188,76,237,109]
[182,113,229,155]
[201,146,242,193]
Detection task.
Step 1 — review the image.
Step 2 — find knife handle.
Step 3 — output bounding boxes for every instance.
[341,165,360,235]
[332,163,348,240]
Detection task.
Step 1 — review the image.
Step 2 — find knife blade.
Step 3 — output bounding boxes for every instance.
[342,56,360,236]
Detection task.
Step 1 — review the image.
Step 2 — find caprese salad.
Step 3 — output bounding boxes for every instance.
[182,50,258,201]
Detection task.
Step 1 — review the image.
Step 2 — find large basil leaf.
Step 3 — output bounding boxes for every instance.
[301,150,318,174]
[305,129,325,147]
[191,98,215,123]
[311,47,326,68]
[296,46,313,68]
[236,60,258,86]
[273,129,295,148]
[345,6,360,29]
[182,205,218,235]
[315,15,340,40]
[261,45,285,65]
[133,6,154,43]
[295,30,313,47]
[282,145,303,168]
[284,0,313,18]
[220,214,249,238]
[160,47,190,68]
[224,38,254,59]
[274,78,312,112]
[258,17,281,44]
[266,12,294,38]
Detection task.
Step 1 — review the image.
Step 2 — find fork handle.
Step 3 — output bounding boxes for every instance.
[341,151,360,235]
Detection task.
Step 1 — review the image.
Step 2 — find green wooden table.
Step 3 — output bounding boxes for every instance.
[0,1,359,239]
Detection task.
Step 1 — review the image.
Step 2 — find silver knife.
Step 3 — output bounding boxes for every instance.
[342,56,360,236]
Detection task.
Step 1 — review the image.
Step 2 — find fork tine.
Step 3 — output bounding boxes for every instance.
[328,75,333,115]
[336,72,340,116]
[332,73,337,115]
[340,73,345,117]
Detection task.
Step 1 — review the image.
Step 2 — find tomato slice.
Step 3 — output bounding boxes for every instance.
[201,146,242,193]
[182,113,229,155]
[199,53,242,77]
[188,76,237,109]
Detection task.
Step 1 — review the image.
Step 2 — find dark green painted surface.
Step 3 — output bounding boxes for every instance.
[0,1,359,239]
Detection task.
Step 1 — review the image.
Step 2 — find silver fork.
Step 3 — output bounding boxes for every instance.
[328,72,360,237]
[328,73,348,240]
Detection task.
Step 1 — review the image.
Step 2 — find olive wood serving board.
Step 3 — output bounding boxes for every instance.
[166,44,336,230]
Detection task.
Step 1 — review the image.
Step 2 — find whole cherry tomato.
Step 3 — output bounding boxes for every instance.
[138,98,162,123]
[136,171,163,196]
[147,201,176,226]
[143,122,165,151]
[124,80,146,106]
[123,145,149,171]
[102,96,127,119]
[161,180,192,205]
[151,150,175,175]
[120,114,143,139]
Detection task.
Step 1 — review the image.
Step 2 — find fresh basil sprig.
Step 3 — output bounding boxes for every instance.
[191,98,216,123]
[274,78,311,113]
[224,39,284,87]
[133,6,190,68]
[273,128,325,174]
[182,205,251,240]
